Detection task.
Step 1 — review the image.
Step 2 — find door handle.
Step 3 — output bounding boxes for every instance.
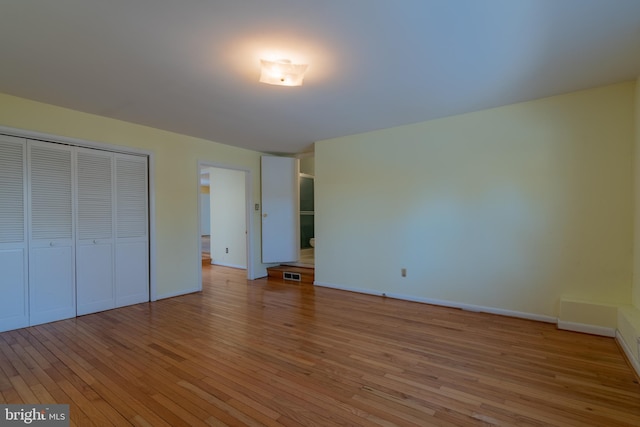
[263,213,268,218]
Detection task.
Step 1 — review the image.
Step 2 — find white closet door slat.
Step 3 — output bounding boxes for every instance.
[0,138,25,243]
[77,151,113,240]
[116,157,148,238]
[30,145,73,240]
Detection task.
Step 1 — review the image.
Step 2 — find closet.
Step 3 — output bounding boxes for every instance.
[0,134,149,333]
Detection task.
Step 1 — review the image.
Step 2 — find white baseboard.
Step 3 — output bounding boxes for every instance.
[313,281,556,324]
[557,320,616,337]
[156,286,200,300]
[212,262,247,270]
[616,330,640,378]
[314,281,382,297]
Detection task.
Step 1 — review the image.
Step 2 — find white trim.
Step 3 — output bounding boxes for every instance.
[196,166,204,292]
[616,330,640,378]
[557,320,616,337]
[148,154,157,301]
[0,126,150,156]
[0,125,156,304]
[245,168,255,280]
[313,281,557,324]
[197,161,254,286]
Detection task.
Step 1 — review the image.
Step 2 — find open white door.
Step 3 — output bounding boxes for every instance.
[261,156,299,263]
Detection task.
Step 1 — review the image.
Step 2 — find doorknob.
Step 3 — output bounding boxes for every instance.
[263,213,268,218]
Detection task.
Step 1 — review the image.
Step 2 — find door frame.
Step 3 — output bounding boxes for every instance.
[197,161,254,286]
[0,125,157,302]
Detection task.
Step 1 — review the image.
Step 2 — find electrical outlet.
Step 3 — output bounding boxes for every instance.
[401,268,407,277]
[225,247,229,253]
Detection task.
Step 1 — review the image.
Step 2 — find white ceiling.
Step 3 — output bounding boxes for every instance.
[1,1,639,154]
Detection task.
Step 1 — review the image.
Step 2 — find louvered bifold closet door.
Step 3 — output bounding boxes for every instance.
[0,135,29,332]
[76,148,116,315]
[28,140,76,326]
[114,153,149,307]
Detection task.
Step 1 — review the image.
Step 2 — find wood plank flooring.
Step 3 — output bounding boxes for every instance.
[1,265,639,426]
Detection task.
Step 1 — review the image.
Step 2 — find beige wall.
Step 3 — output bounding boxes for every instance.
[315,82,635,318]
[300,156,315,176]
[1,81,636,320]
[0,93,268,299]
[634,76,640,309]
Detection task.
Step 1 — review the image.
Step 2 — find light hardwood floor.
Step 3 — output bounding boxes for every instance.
[1,265,639,426]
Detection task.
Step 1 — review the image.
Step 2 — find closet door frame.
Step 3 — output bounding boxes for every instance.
[0,125,156,303]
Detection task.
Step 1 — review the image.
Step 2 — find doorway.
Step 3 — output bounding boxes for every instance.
[197,162,253,288]
[299,173,315,266]
[299,154,315,266]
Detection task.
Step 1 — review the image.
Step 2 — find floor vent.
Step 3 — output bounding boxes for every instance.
[283,271,302,281]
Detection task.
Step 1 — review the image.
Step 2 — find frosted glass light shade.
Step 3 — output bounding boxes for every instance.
[260,59,308,86]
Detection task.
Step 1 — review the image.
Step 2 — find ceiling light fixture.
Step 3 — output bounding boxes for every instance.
[259,58,308,87]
